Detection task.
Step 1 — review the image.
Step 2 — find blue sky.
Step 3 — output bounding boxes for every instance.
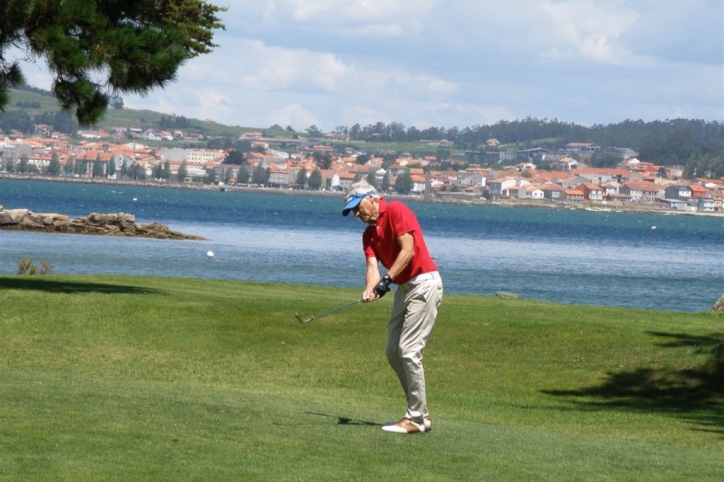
[18,0,724,132]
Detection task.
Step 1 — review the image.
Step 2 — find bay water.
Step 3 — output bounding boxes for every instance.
[1,179,722,313]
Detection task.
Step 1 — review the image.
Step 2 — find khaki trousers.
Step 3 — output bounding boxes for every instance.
[385,272,443,423]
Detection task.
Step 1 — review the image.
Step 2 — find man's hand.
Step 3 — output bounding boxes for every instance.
[373,274,393,298]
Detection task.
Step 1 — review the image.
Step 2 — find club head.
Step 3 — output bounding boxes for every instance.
[294,313,304,323]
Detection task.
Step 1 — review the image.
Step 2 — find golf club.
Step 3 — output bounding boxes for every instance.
[294,298,364,324]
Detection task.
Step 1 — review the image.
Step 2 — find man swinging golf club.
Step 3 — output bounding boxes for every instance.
[342,180,443,434]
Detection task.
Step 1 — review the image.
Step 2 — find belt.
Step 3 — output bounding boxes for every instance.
[406,271,440,284]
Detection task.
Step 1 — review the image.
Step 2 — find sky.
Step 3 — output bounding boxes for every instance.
[15,0,724,132]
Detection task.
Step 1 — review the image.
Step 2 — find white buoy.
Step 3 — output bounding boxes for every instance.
[651,226,656,230]
[206,251,214,258]
[132,197,138,201]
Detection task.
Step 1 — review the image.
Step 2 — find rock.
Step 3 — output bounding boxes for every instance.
[0,208,204,240]
[713,294,724,313]
[0,208,29,225]
[0,210,13,225]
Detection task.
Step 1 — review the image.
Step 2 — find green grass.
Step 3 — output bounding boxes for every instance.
[0,275,722,481]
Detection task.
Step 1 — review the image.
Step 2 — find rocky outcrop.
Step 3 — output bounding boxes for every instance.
[0,206,204,240]
[714,294,724,313]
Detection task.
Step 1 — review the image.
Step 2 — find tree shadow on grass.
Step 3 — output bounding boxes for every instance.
[542,331,724,435]
[0,277,162,295]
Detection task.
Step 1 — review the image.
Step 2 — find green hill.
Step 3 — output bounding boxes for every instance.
[5,87,262,137]
[1,275,722,481]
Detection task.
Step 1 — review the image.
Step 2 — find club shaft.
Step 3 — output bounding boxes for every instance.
[303,298,363,323]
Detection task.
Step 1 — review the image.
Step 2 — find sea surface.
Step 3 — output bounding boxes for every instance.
[1,179,722,313]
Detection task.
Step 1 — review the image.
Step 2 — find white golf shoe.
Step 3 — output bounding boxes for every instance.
[381,418,426,434]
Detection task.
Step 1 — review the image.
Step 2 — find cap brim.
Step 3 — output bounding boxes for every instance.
[341,197,364,216]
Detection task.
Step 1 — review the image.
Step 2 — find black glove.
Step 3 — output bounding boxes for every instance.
[373,274,393,298]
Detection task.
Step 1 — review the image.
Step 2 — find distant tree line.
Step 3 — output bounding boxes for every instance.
[318,118,723,176]
[158,115,193,129]
[326,118,720,158]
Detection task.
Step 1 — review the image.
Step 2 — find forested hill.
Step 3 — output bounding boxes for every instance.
[333,117,723,168]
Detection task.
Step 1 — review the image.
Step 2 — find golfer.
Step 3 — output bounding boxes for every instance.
[342,180,443,434]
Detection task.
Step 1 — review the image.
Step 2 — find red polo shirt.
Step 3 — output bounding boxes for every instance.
[362,198,437,284]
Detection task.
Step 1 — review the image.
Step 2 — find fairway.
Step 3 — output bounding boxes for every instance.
[0,276,722,481]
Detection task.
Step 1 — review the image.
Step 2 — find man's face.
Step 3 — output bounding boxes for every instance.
[353,196,377,223]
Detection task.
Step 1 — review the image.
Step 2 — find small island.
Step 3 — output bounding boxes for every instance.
[0,205,204,240]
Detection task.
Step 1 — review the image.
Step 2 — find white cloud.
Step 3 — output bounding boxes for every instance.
[264,103,319,128]
[233,40,354,92]
[119,33,460,129]
[224,0,432,36]
[337,23,406,38]
[541,0,640,63]
[343,105,386,127]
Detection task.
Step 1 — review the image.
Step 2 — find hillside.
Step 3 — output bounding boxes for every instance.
[5,87,256,138]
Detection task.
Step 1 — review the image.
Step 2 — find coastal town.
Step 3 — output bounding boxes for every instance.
[1,126,723,215]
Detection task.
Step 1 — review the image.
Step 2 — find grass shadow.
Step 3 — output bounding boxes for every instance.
[542,331,724,435]
[305,412,379,427]
[0,277,162,295]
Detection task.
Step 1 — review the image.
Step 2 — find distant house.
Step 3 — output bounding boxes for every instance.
[328,171,355,191]
[688,183,708,199]
[620,181,662,202]
[539,183,566,201]
[486,178,519,200]
[665,166,685,179]
[524,185,544,199]
[697,192,715,212]
[564,188,585,201]
[657,198,688,211]
[571,167,629,183]
[457,169,485,187]
[564,143,601,153]
[580,183,603,201]
[411,174,427,193]
[515,148,549,160]
[486,138,500,147]
[601,181,620,197]
[267,169,292,188]
[664,184,692,200]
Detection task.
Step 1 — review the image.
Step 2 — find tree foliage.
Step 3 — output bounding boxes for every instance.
[223,149,245,165]
[296,167,308,188]
[176,160,187,181]
[236,166,249,184]
[0,0,225,125]
[47,152,60,175]
[394,170,413,194]
[307,168,322,190]
[252,163,268,185]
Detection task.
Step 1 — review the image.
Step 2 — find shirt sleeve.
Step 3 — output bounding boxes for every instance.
[362,226,376,259]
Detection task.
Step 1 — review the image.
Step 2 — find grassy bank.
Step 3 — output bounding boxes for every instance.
[0,275,722,481]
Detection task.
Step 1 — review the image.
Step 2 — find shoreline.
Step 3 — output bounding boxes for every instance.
[2,173,723,218]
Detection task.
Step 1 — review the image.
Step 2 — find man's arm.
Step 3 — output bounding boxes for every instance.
[364,233,415,302]
[363,256,381,302]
